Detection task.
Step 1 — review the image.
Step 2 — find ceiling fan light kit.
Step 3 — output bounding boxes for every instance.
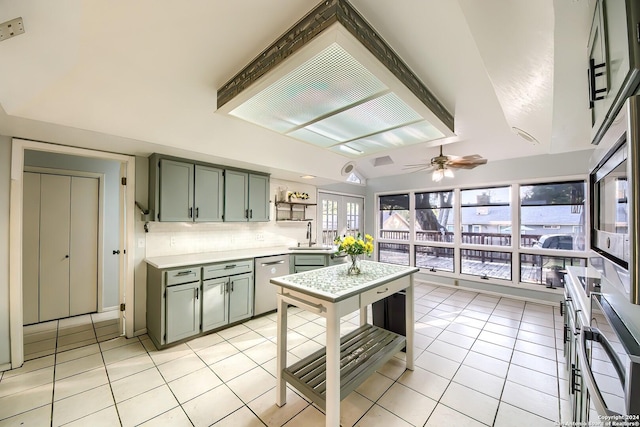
[405,144,487,181]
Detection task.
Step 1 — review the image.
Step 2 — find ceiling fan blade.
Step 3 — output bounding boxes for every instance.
[447,157,488,169]
[403,164,434,173]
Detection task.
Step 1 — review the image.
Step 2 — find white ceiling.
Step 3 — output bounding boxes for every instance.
[0,0,594,185]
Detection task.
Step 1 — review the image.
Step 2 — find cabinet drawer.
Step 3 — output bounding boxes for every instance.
[293,254,326,266]
[360,278,408,307]
[203,259,253,280]
[166,268,201,286]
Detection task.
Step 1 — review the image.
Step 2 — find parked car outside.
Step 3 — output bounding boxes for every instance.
[533,234,574,250]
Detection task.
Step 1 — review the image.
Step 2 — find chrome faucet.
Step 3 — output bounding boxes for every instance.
[306,221,315,247]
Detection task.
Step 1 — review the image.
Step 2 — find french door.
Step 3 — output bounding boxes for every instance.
[318,192,364,245]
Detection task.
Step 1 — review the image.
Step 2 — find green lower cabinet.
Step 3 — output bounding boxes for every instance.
[229,273,254,323]
[166,281,201,343]
[202,273,253,332]
[202,277,228,332]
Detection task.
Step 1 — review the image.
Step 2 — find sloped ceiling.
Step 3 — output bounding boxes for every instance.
[0,0,593,185]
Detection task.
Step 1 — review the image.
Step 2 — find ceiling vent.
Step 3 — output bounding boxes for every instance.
[216,0,454,158]
[372,155,394,167]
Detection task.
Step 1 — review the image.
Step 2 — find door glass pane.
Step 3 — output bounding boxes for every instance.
[321,199,338,245]
[346,201,360,236]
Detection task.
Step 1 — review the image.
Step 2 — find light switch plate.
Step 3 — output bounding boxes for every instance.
[0,17,25,42]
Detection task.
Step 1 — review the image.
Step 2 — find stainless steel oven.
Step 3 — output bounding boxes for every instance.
[577,293,640,421]
[589,94,640,305]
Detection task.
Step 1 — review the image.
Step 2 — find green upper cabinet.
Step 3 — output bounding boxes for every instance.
[194,165,224,222]
[149,153,269,222]
[224,170,270,222]
[589,0,640,144]
[158,159,194,222]
[248,173,270,222]
[150,154,223,222]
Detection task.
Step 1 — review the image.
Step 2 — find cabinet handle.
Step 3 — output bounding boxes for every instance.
[189,207,193,218]
[195,288,199,299]
[588,58,606,108]
[245,209,249,219]
[376,288,389,294]
[225,264,237,269]
[195,207,199,218]
[176,270,193,276]
[563,325,569,343]
[249,209,253,218]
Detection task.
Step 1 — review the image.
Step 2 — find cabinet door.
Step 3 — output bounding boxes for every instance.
[39,174,71,322]
[202,277,228,331]
[248,174,270,222]
[229,273,253,323]
[166,282,201,343]
[224,170,248,221]
[195,165,224,222]
[159,159,194,222]
[588,0,609,130]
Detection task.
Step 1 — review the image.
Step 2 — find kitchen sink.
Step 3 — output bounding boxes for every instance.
[289,245,335,251]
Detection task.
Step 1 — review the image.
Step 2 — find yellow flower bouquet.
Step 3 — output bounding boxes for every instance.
[334,233,374,274]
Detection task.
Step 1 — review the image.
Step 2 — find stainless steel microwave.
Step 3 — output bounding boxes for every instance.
[590,95,640,305]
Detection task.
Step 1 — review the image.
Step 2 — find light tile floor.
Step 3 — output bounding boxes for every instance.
[0,282,571,426]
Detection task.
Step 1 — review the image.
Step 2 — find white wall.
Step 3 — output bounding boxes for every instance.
[0,136,11,366]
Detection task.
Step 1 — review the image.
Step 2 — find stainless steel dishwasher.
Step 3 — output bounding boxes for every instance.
[254,254,290,315]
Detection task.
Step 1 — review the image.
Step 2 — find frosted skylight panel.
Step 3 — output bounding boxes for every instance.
[287,128,338,148]
[304,92,423,142]
[229,43,388,133]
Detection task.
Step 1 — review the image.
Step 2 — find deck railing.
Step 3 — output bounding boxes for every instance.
[378,230,542,247]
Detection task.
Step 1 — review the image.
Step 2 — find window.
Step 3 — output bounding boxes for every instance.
[520,254,586,287]
[415,190,454,243]
[416,246,454,272]
[378,242,410,265]
[461,249,511,280]
[460,186,511,246]
[379,194,410,241]
[520,181,586,251]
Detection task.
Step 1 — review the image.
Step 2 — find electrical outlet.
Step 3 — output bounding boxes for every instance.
[170,236,176,247]
[256,233,264,241]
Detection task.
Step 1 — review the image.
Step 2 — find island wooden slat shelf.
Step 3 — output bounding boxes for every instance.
[282,324,405,409]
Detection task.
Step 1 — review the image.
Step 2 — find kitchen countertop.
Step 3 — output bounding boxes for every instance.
[145,246,337,269]
[270,260,419,302]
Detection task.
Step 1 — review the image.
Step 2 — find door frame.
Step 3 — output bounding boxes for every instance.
[317,190,365,244]
[24,167,106,317]
[9,138,136,369]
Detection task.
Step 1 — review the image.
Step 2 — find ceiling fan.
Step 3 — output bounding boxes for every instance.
[404,145,488,182]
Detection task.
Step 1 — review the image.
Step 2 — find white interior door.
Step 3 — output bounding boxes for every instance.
[39,174,71,322]
[70,176,99,316]
[22,173,41,325]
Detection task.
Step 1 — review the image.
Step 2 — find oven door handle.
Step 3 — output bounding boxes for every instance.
[578,326,624,416]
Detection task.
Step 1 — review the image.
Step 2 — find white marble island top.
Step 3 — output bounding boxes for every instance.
[270,260,419,302]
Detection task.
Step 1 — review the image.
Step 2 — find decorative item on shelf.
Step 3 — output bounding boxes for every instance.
[277,186,288,202]
[288,191,310,201]
[334,233,374,275]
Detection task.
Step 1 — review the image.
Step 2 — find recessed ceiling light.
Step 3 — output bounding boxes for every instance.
[512,126,539,145]
[300,175,316,179]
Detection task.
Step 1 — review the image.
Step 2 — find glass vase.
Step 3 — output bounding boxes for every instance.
[347,254,361,275]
